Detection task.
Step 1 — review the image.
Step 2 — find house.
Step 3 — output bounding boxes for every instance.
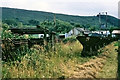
[112,30,120,34]
[66,27,91,38]
[88,33,102,37]
[112,29,120,39]
[92,30,110,37]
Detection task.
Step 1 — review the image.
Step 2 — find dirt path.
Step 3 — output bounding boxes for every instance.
[62,41,118,78]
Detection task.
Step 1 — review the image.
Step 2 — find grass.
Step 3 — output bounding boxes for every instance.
[96,41,118,78]
[2,39,119,78]
[118,40,120,78]
[114,41,119,46]
[2,40,92,78]
[0,59,2,79]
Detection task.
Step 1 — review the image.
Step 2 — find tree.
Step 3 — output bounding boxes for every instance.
[75,24,81,27]
[109,27,114,34]
[89,26,96,31]
[85,24,90,28]
[3,19,18,26]
[28,19,40,26]
[40,19,73,33]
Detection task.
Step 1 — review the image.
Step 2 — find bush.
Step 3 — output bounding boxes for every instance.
[63,36,77,44]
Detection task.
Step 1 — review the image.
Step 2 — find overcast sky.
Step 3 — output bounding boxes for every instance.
[1,0,120,18]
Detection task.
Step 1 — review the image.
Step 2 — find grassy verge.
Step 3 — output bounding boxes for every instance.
[118,40,120,78]
[2,40,92,78]
[97,41,118,78]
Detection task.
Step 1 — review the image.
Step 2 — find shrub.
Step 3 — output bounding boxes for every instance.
[63,36,77,44]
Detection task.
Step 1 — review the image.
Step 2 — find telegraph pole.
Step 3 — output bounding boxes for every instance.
[98,12,108,37]
[99,13,101,34]
[52,14,56,51]
[105,12,108,37]
[54,14,56,28]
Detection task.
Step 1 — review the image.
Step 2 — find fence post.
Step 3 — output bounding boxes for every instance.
[44,31,48,51]
[52,34,55,51]
[118,40,120,55]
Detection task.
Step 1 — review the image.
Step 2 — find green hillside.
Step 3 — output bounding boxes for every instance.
[1,7,120,31]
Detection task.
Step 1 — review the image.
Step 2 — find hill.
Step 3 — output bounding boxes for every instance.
[1,7,120,29]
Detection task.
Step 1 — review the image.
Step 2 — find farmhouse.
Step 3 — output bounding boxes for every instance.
[66,27,91,38]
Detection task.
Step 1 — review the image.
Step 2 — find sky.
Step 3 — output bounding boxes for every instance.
[0,0,120,18]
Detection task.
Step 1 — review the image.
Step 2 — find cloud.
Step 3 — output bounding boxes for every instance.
[0,0,119,18]
[47,2,118,17]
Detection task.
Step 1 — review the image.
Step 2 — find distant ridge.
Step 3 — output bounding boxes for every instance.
[1,7,119,28]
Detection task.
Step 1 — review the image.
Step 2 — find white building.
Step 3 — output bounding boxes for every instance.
[92,30,110,36]
[38,34,49,38]
[112,30,120,34]
[66,27,91,38]
[112,30,120,38]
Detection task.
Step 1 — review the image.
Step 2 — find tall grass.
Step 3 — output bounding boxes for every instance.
[2,40,91,78]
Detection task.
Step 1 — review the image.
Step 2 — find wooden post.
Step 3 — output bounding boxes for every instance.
[52,33,55,51]
[118,40,120,54]
[44,31,48,51]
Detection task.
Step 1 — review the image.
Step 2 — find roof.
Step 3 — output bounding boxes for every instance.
[112,30,120,34]
[59,34,65,36]
[76,28,85,32]
[92,30,109,32]
[9,26,56,34]
[76,28,89,32]
[76,28,91,34]
[92,30,110,34]
[89,33,102,37]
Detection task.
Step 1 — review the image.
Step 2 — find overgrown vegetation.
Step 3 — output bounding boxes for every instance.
[97,42,118,78]
[114,42,119,46]
[118,41,120,78]
[1,22,92,78]
[40,19,74,33]
[63,36,77,44]
[1,23,35,39]
[2,39,92,78]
